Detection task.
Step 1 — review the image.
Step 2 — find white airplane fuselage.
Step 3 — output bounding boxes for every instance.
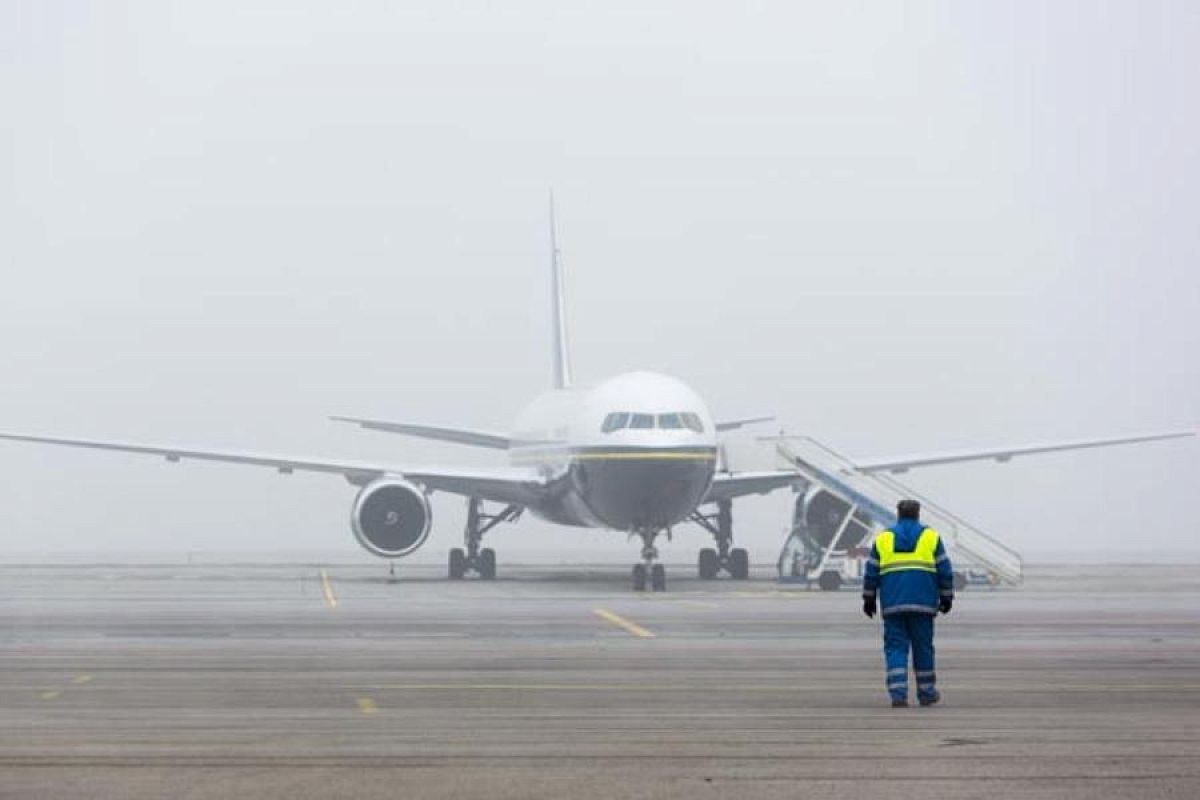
[507,370,718,532]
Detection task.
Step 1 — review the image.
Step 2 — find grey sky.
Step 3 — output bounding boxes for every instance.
[2,1,1196,563]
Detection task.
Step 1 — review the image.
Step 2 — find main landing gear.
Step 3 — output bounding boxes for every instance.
[448,498,522,581]
[631,530,667,592]
[689,500,750,580]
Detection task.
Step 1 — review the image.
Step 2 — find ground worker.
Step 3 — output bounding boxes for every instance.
[861,499,955,707]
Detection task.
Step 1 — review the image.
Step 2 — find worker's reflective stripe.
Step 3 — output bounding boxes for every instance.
[876,528,940,575]
[882,603,938,615]
[915,671,936,680]
[940,589,954,597]
[887,667,907,677]
[879,562,937,575]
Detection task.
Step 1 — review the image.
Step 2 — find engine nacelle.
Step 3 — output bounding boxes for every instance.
[794,486,874,550]
[351,478,432,558]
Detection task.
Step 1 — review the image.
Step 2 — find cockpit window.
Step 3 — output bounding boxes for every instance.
[601,412,629,433]
[602,411,706,433]
[656,413,685,430]
[629,413,655,430]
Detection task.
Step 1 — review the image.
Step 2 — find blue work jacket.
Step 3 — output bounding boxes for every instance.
[862,518,955,616]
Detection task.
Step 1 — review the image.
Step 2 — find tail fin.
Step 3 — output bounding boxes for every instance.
[549,192,572,389]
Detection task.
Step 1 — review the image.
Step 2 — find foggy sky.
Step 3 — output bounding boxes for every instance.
[2,1,1197,564]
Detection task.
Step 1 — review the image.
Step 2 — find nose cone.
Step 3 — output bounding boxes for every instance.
[573,449,715,531]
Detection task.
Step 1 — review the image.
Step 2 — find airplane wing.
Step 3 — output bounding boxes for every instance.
[0,431,547,507]
[329,416,511,449]
[715,416,775,433]
[851,429,1195,475]
[703,470,803,503]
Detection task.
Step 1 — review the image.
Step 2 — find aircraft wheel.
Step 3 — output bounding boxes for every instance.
[651,564,667,592]
[448,548,467,579]
[479,548,497,580]
[817,570,842,591]
[698,548,719,579]
[632,563,648,592]
[729,548,750,580]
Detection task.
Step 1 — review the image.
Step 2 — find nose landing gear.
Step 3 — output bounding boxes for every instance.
[631,530,667,592]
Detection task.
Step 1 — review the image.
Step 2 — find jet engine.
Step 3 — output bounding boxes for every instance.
[794,486,874,550]
[350,478,432,558]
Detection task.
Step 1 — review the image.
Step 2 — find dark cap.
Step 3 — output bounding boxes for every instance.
[897,499,921,520]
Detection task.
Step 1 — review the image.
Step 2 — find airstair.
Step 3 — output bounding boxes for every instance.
[772,436,1023,589]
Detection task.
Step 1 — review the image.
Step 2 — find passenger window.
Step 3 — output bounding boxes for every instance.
[657,413,685,430]
[601,412,629,433]
[681,413,705,433]
[629,413,655,430]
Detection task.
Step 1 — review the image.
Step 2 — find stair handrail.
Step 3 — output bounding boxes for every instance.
[771,435,1023,585]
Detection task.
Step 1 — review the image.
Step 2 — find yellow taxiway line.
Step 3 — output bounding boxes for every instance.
[38,674,95,700]
[356,697,378,715]
[320,569,338,609]
[592,608,655,638]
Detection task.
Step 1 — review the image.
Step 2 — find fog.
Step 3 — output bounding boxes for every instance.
[2,1,1196,565]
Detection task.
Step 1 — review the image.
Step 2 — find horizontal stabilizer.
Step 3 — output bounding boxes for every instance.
[715,415,775,433]
[330,416,511,449]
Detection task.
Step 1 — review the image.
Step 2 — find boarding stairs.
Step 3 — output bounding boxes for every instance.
[773,436,1023,588]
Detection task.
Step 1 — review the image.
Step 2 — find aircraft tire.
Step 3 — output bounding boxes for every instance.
[817,570,842,591]
[448,548,467,579]
[651,564,667,592]
[729,548,750,580]
[479,548,497,580]
[632,563,648,591]
[698,548,719,579]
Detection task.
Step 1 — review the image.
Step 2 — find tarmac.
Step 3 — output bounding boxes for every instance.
[1,561,1198,799]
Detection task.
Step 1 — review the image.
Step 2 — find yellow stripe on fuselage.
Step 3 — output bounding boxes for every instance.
[573,451,717,461]
[511,450,717,464]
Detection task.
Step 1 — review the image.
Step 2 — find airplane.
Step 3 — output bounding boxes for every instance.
[0,204,1193,591]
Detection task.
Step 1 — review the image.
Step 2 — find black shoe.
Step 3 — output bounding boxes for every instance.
[918,692,941,707]
[891,698,909,708]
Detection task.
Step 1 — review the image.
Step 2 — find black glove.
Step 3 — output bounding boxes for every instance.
[939,596,953,614]
[863,596,877,618]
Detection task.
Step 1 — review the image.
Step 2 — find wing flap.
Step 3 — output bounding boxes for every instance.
[330,416,511,449]
[704,470,803,503]
[852,429,1196,474]
[0,430,546,506]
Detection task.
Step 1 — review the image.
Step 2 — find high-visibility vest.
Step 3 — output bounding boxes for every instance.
[876,528,940,575]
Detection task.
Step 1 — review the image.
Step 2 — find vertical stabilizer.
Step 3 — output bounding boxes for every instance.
[549,192,572,389]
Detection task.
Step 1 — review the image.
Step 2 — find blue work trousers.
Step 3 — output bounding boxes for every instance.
[882,612,937,702]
